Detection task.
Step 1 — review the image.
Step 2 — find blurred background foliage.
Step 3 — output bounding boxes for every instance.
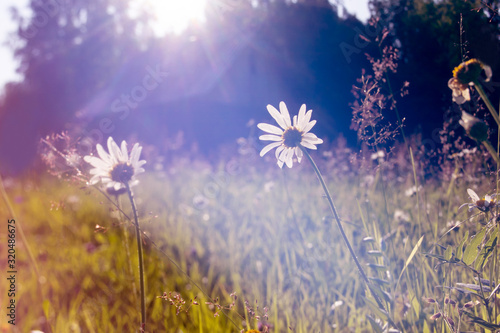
[0,0,499,173]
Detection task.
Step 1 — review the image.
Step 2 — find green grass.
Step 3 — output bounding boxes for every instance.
[1,144,499,332]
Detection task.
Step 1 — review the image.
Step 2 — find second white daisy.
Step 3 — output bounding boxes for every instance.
[258,101,323,168]
[84,137,146,191]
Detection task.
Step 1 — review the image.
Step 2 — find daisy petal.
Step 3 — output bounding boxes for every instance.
[259,134,282,141]
[275,145,285,160]
[130,144,143,166]
[484,64,492,82]
[284,149,293,168]
[120,140,129,162]
[303,133,323,144]
[301,141,318,150]
[260,142,282,157]
[96,143,112,164]
[467,189,479,202]
[297,104,306,128]
[295,146,303,163]
[302,119,317,134]
[85,156,109,169]
[302,110,312,127]
[279,101,292,128]
[266,104,288,130]
[107,137,121,164]
[257,123,284,135]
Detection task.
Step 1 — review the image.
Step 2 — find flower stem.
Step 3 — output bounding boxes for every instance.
[482,140,500,165]
[126,184,147,329]
[300,146,395,327]
[474,81,500,129]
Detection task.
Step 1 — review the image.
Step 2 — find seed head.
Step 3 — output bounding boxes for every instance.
[459,111,488,142]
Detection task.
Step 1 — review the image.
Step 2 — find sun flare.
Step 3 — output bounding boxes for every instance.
[132,0,207,35]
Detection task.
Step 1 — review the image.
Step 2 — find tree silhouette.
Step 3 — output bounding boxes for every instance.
[0,0,149,172]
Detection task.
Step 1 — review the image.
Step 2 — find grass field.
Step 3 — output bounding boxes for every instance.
[2,134,499,333]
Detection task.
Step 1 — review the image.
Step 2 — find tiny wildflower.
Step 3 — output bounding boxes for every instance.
[330,300,344,311]
[258,101,323,168]
[404,185,422,197]
[459,111,489,142]
[84,137,146,191]
[459,188,497,213]
[448,59,492,104]
[371,150,385,162]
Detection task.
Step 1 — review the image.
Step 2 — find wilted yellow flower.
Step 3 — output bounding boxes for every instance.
[448,59,492,104]
[453,59,492,85]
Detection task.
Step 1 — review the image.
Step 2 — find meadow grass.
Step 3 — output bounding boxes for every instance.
[2,137,499,332]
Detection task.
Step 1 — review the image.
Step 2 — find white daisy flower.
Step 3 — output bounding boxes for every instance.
[257,101,323,168]
[84,137,146,191]
[459,188,497,213]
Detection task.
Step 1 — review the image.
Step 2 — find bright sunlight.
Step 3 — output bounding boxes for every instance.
[132,0,207,35]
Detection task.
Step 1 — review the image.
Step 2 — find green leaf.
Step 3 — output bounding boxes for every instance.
[369,277,390,285]
[370,284,392,303]
[475,234,497,270]
[444,245,453,261]
[463,311,500,330]
[463,228,486,266]
[423,319,431,333]
[366,315,384,333]
[43,299,51,320]
[408,288,420,317]
[364,297,389,321]
[396,235,424,289]
[455,282,491,292]
[456,230,469,260]
[367,250,384,257]
[367,263,387,272]
[441,285,481,297]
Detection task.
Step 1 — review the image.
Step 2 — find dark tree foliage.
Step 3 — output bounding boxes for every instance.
[5,0,499,173]
[0,0,149,172]
[369,0,500,138]
[1,0,370,173]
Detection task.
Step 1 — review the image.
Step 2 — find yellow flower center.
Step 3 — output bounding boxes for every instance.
[453,59,484,85]
[475,198,495,212]
[110,162,134,184]
[282,127,303,148]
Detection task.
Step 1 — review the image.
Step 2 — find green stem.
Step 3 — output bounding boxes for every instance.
[300,146,396,328]
[481,140,500,165]
[474,81,500,129]
[126,184,147,330]
[409,147,422,237]
[0,175,53,333]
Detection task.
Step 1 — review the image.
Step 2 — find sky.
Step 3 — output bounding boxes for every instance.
[0,0,370,92]
[0,0,28,90]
